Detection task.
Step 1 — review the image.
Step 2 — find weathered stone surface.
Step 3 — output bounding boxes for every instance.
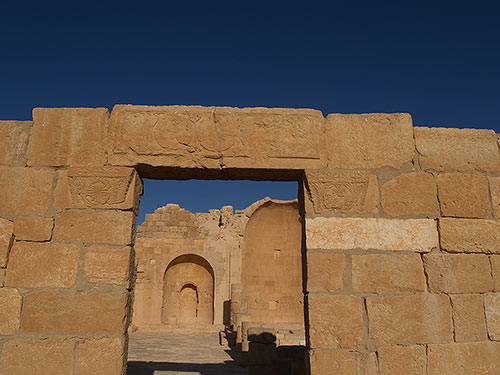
[27,107,109,166]
[309,350,355,375]
[21,290,127,334]
[6,242,79,288]
[367,295,452,345]
[84,245,132,285]
[490,177,500,219]
[415,127,500,172]
[110,105,326,169]
[306,217,438,252]
[0,121,31,166]
[326,113,414,169]
[13,216,53,241]
[0,218,13,267]
[356,352,378,375]
[54,166,142,212]
[309,294,364,349]
[451,294,488,342]
[0,268,5,287]
[493,256,500,291]
[423,254,493,293]
[306,170,379,214]
[352,253,426,293]
[378,345,426,375]
[381,172,439,216]
[0,167,54,215]
[485,294,500,341]
[437,173,490,218]
[53,210,135,245]
[428,342,500,374]
[0,339,74,375]
[439,218,500,253]
[306,252,344,292]
[75,338,125,375]
[0,288,21,334]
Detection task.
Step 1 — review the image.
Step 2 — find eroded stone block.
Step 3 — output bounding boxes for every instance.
[0,121,31,166]
[75,338,125,375]
[356,352,378,375]
[378,345,426,375]
[485,294,500,341]
[326,113,414,169]
[0,268,5,287]
[309,350,356,375]
[84,245,132,285]
[0,288,22,335]
[493,256,500,291]
[6,242,78,288]
[306,252,344,292]
[13,216,53,241]
[439,218,500,253]
[0,218,13,267]
[489,177,500,219]
[451,294,488,342]
[306,217,438,252]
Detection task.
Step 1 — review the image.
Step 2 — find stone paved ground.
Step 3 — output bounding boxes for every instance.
[127,332,248,375]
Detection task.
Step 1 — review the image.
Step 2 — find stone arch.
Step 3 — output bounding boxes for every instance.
[161,254,215,326]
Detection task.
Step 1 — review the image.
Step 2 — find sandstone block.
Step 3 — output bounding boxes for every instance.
[309,350,356,375]
[356,352,378,375]
[0,166,54,215]
[306,170,379,214]
[54,166,142,212]
[485,294,500,341]
[423,254,493,293]
[415,127,500,172]
[493,256,500,291]
[84,245,132,285]
[0,218,13,267]
[75,338,125,375]
[306,252,344,292]
[13,216,53,241]
[0,121,31,166]
[381,172,439,216]
[367,294,452,345]
[437,173,490,218]
[451,294,488,342]
[489,177,500,219]
[306,217,438,252]
[326,113,414,169]
[53,210,135,245]
[0,288,21,334]
[439,218,500,253]
[6,242,78,288]
[352,253,426,293]
[309,294,364,349]
[21,290,127,334]
[0,339,74,375]
[0,268,5,287]
[27,107,109,166]
[378,345,426,375]
[428,342,500,374]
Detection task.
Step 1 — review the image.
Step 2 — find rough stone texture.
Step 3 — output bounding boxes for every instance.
[0,268,5,287]
[367,295,452,345]
[21,290,127,334]
[352,253,426,293]
[84,245,132,285]
[381,172,439,216]
[6,242,79,288]
[309,350,356,375]
[493,256,500,291]
[489,177,500,219]
[439,218,500,254]
[485,294,500,341]
[451,294,488,342]
[306,170,379,214]
[0,339,74,375]
[75,338,125,375]
[326,113,414,169]
[306,217,438,252]
[428,342,500,374]
[0,218,13,267]
[437,173,491,218]
[53,210,135,245]
[12,216,53,241]
[378,345,426,375]
[423,254,493,293]
[0,120,31,166]
[356,352,378,375]
[0,288,22,334]
[306,252,344,292]
[54,166,142,212]
[308,294,364,349]
[0,166,54,215]
[415,127,500,172]
[27,107,109,166]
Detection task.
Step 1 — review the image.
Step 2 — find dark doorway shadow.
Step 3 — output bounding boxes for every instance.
[127,361,247,375]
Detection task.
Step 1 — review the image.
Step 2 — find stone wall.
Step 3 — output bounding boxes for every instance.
[0,105,499,374]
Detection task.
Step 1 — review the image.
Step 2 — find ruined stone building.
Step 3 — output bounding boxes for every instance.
[1,105,500,374]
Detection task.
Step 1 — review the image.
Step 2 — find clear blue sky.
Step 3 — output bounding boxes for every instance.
[1,1,498,222]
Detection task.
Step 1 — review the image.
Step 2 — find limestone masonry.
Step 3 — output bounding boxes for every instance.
[1,105,500,374]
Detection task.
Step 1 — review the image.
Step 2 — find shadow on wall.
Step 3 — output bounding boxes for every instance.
[127,361,246,375]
